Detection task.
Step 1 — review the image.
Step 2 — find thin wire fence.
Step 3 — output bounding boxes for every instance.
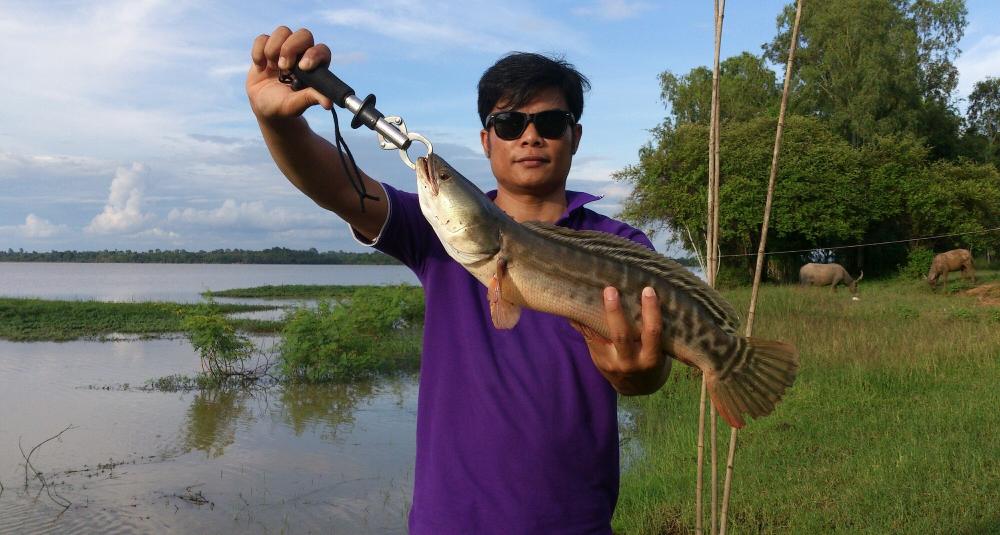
[715,226,1000,258]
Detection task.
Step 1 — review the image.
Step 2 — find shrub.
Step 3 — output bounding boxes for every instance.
[278,285,424,382]
[181,300,276,383]
[182,302,253,376]
[899,247,935,280]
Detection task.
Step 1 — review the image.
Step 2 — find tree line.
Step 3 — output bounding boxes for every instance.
[0,247,701,268]
[0,247,401,265]
[617,0,1000,282]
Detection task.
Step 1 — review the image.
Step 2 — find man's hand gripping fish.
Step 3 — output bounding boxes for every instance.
[415,154,799,428]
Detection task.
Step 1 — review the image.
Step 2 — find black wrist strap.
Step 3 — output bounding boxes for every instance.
[330,107,379,213]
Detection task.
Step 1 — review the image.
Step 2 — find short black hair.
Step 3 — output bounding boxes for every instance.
[477,52,591,127]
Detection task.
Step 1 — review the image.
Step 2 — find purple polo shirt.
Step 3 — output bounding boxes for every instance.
[357,183,653,535]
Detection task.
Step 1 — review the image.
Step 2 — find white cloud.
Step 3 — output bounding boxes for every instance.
[319,2,585,54]
[0,151,116,178]
[956,33,1000,103]
[568,155,624,183]
[86,163,155,234]
[0,1,238,158]
[3,214,68,239]
[572,0,652,21]
[134,227,182,240]
[166,199,332,231]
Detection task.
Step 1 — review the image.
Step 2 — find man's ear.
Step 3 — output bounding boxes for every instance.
[571,123,583,155]
[481,129,491,158]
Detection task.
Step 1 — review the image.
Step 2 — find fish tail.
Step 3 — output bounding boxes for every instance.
[707,337,799,429]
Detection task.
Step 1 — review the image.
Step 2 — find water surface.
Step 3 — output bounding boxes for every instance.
[0,261,664,533]
[0,339,416,534]
[0,263,418,302]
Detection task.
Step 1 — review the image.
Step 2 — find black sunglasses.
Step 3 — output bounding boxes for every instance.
[485,110,576,141]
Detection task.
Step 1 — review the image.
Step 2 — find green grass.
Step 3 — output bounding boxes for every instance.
[0,298,280,341]
[614,271,1000,534]
[205,284,398,299]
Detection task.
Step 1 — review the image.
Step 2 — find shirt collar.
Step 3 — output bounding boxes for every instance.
[485,189,602,223]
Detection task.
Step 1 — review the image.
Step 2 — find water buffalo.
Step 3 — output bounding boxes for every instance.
[927,248,975,290]
[799,263,864,294]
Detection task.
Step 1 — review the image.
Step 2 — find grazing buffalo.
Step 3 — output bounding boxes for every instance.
[927,248,975,290]
[799,263,864,294]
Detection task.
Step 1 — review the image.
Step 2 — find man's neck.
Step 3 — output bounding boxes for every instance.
[493,187,568,223]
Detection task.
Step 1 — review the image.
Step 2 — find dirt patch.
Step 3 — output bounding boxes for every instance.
[964,283,1000,306]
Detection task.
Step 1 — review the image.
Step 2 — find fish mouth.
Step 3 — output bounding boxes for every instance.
[419,156,438,196]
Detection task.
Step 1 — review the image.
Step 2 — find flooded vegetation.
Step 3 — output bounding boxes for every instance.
[0,298,279,341]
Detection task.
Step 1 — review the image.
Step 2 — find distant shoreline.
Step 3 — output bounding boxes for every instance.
[0,248,701,267]
[0,247,402,265]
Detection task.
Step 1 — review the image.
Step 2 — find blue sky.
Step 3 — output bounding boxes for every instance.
[1,0,998,254]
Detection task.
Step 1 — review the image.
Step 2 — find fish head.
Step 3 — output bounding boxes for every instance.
[416,154,502,264]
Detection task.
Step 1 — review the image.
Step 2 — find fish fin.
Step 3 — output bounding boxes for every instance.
[707,337,799,428]
[569,320,607,342]
[488,260,521,329]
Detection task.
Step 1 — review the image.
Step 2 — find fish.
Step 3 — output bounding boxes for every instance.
[415,153,798,428]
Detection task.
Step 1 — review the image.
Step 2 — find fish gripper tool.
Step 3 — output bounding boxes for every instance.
[280,63,432,169]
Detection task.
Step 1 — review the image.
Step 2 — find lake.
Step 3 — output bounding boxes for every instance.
[0,262,420,303]
[0,262,653,533]
[0,338,417,534]
[0,263,423,533]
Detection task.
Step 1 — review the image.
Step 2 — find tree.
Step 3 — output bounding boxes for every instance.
[902,159,1000,255]
[658,52,780,126]
[764,0,967,151]
[967,77,1000,143]
[617,116,870,281]
[616,115,1000,281]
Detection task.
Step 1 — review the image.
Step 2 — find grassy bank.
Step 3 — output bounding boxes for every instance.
[205,284,385,299]
[0,298,281,341]
[614,272,1000,534]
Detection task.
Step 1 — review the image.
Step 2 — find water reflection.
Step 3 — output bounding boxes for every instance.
[281,382,373,441]
[183,388,254,458]
[179,381,413,460]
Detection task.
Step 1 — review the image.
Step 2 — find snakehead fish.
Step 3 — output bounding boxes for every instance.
[415,153,798,428]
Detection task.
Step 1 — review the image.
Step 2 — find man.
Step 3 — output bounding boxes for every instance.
[248,26,670,535]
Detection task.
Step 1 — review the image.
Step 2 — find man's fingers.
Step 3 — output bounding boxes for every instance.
[603,287,633,357]
[299,43,331,71]
[639,286,663,361]
[251,34,269,70]
[307,87,333,110]
[279,28,316,71]
[263,26,293,69]
[279,88,332,115]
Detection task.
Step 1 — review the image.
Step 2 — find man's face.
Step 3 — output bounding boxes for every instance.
[480,86,582,197]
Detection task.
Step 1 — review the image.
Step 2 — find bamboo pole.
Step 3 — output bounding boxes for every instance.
[707,0,725,288]
[695,378,707,535]
[698,1,725,533]
[710,404,718,535]
[718,2,803,534]
[744,0,803,336]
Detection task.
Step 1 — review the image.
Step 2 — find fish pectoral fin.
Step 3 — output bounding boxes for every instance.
[568,320,607,343]
[487,259,521,329]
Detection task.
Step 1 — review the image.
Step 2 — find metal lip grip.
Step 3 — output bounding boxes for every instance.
[280,63,432,169]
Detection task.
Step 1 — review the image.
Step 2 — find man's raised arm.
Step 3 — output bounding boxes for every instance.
[247,26,388,241]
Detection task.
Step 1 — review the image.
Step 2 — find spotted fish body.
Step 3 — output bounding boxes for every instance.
[415,154,798,428]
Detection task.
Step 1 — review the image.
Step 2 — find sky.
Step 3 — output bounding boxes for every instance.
[1,0,998,255]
